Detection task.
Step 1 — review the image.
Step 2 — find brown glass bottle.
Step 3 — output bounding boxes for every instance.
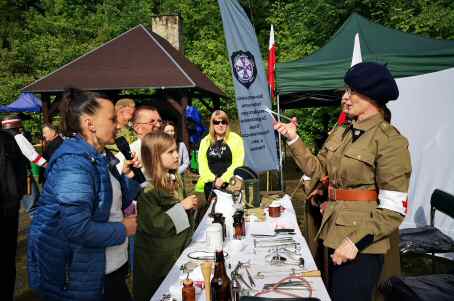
[211,250,231,301]
[182,279,196,301]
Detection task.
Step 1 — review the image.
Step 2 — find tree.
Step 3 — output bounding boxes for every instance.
[3,0,454,146]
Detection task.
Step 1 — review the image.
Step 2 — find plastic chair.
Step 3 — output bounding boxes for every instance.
[400,189,454,272]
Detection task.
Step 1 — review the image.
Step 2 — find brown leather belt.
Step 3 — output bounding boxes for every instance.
[328,186,377,202]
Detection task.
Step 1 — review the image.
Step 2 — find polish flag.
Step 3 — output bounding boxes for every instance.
[338,33,363,126]
[268,25,276,99]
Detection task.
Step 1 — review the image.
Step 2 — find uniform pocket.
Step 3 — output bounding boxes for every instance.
[335,211,369,227]
[341,148,376,185]
[344,148,375,166]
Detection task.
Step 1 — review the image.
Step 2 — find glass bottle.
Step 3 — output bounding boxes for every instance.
[182,279,196,301]
[211,250,231,301]
[213,213,226,241]
[233,210,245,239]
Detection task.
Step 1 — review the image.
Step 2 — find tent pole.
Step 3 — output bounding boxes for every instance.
[277,94,285,191]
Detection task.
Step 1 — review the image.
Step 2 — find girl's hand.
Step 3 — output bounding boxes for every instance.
[122,215,137,236]
[181,195,199,210]
[214,177,225,188]
[122,152,141,178]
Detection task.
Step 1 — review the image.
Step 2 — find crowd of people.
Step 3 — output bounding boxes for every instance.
[1,61,411,301]
[1,86,245,301]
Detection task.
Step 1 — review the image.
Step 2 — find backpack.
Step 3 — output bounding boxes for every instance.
[0,129,28,209]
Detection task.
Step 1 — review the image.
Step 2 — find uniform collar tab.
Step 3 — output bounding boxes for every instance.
[352,113,384,131]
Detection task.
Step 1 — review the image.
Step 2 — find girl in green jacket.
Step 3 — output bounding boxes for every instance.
[133,132,199,301]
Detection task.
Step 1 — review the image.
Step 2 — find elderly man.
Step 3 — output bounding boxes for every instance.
[115,98,136,143]
[107,98,136,154]
[116,105,161,174]
[42,123,63,161]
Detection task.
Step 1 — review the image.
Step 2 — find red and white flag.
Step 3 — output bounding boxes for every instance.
[268,25,276,99]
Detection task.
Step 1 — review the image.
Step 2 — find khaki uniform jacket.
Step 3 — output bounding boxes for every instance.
[289,114,411,254]
[133,182,194,301]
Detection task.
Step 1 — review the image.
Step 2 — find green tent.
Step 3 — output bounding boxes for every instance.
[276,13,454,108]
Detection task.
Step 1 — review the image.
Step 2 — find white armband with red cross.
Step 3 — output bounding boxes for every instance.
[378,190,408,215]
[14,133,47,167]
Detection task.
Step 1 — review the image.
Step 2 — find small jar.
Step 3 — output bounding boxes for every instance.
[182,279,196,301]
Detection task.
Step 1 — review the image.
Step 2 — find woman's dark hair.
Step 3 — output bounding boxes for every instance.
[382,104,392,123]
[60,87,101,137]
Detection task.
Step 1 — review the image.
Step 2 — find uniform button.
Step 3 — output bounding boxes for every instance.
[357,155,361,159]
[353,221,357,226]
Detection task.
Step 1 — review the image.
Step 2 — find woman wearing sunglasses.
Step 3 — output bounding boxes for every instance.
[195,110,244,200]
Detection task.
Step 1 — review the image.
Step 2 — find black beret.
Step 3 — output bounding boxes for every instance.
[233,166,257,181]
[344,62,399,103]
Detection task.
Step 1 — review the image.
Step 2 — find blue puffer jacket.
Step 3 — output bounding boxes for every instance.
[28,136,140,301]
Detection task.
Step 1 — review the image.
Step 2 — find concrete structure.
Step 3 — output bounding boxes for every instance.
[151,15,183,52]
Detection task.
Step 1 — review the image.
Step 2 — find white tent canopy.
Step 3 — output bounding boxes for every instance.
[390,67,454,239]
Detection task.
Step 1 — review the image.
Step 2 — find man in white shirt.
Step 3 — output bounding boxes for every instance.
[116,105,162,174]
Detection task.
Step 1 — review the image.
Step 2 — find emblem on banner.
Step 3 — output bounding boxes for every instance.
[231,50,257,89]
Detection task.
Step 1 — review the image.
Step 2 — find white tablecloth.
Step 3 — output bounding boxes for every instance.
[151,196,331,301]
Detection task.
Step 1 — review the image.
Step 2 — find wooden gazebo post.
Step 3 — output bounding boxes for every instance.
[167,94,189,147]
[41,93,50,123]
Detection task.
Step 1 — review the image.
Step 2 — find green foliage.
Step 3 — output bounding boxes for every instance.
[3,0,454,145]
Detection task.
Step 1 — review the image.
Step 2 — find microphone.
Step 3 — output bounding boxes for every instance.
[115,136,146,184]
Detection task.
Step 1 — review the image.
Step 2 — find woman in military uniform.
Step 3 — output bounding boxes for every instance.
[274,62,411,301]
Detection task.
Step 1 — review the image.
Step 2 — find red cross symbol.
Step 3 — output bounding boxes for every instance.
[402,199,408,214]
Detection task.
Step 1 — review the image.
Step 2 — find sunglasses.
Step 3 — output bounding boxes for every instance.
[213,120,228,125]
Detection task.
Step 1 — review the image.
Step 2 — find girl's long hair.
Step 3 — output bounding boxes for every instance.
[141,132,179,192]
[208,110,230,144]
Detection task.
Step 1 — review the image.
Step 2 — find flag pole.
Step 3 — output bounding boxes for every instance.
[277,93,285,191]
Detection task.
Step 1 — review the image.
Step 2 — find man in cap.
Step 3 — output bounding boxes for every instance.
[274,62,411,301]
[1,115,30,301]
[2,115,47,168]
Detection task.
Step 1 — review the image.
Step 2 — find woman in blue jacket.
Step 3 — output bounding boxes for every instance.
[28,88,140,301]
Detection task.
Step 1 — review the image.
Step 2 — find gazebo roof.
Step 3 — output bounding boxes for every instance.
[22,24,224,97]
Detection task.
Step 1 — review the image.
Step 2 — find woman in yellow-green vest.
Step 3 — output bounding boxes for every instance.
[195,110,245,200]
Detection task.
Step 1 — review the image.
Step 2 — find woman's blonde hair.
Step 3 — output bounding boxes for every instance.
[141,132,179,192]
[208,110,230,144]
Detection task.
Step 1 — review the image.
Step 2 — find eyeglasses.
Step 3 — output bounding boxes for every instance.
[213,120,228,125]
[343,86,353,97]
